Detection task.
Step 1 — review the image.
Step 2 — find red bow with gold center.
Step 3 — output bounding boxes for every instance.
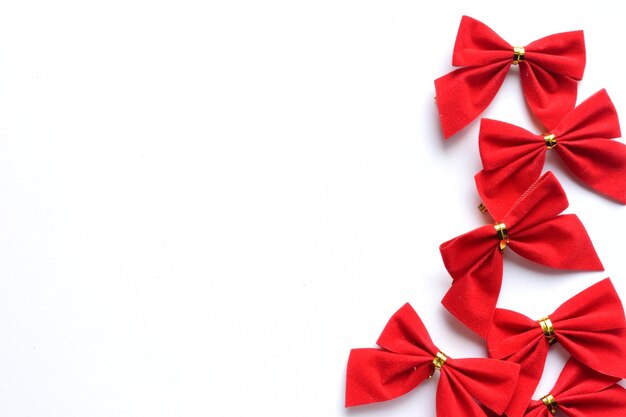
[440,172,603,338]
[346,303,520,417]
[435,15,585,138]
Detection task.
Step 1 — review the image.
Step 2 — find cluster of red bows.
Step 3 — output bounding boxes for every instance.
[345,15,626,417]
[346,299,626,417]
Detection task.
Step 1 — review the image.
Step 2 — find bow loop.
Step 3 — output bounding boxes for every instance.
[551,279,626,331]
[451,15,512,66]
[376,303,438,357]
[478,119,545,171]
[345,303,520,417]
[435,16,585,138]
[553,358,621,399]
[524,31,586,80]
[487,310,543,359]
[440,224,501,281]
[507,214,602,270]
[553,89,620,140]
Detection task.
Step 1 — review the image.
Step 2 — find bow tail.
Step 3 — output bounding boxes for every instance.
[443,358,520,415]
[556,139,626,204]
[441,248,503,338]
[520,61,579,130]
[500,341,549,417]
[434,63,509,138]
[345,348,431,407]
[436,371,497,417]
[435,358,520,417]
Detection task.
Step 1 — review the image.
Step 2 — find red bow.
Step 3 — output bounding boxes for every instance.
[345,303,520,417]
[440,171,603,338]
[476,90,625,217]
[524,358,626,417]
[435,16,586,139]
[487,279,626,417]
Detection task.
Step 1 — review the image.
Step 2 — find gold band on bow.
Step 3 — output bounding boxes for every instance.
[544,133,557,149]
[478,203,489,214]
[539,316,557,345]
[541,393,558,415]
[432,351,447,370]
[494,222,509,251]
[513,46,525,64]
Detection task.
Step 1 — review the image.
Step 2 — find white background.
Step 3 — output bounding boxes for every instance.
[0,1,625,416]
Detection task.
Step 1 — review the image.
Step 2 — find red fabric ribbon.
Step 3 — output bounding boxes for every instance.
[345,303,520,417]
[440,171,603,338]
[487,278,626,417]
[476,90,625,217]
[435,16,586,139]
[524,358,626,417]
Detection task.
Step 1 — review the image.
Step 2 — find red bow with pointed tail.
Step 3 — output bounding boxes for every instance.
[476,90,625,215]
[435,16,585,139]
[487,278,626,417]
[440,171,603,338]
[524,358,626,417]
[346,303,520,417]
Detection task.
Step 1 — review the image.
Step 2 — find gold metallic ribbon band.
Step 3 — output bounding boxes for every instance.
[539,316,557,345]
[494,222,509,251]
[478,203,488,214]
[544,133,557,149]
[513,46,525,64]
[432,351,447,370]
[541,393,558,415]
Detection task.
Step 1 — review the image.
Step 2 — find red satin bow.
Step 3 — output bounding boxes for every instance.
[345,303,520,417]
[440,171,603,338]
[435,15,586,139]
[487,278,626,417]
[524,358,626,417]
[476,90,625,217]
